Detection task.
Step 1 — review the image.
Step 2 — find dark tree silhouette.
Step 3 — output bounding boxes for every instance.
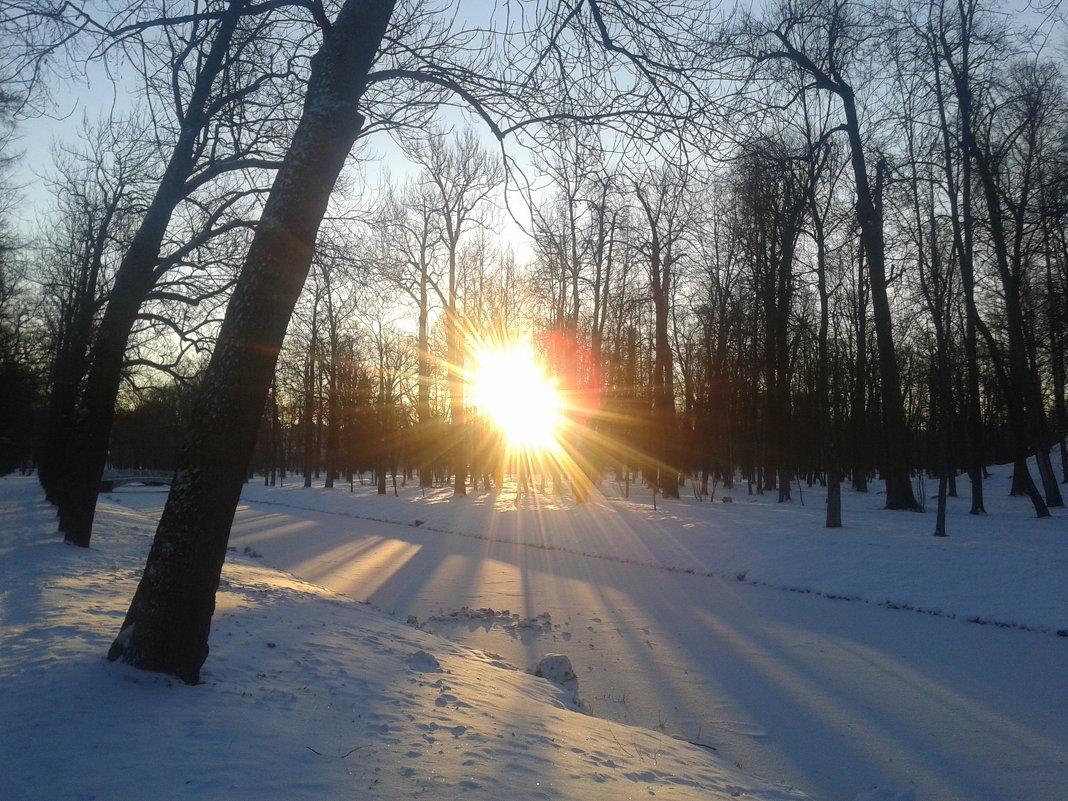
[107,0,396,683]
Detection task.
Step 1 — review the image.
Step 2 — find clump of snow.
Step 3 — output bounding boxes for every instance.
[424,606,553,634]
[404,649,442,672]
[534,653,577,685]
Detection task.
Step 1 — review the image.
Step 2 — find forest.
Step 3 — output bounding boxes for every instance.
[0,1,1065,680]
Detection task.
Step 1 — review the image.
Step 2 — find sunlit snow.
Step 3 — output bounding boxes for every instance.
[2,458,1066,801]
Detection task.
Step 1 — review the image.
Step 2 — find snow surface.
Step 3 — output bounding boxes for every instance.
[2,461,1066,801]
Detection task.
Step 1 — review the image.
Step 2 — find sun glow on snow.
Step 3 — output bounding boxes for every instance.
[470,342,563,451]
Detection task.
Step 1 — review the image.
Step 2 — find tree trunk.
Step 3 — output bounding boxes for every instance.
[935,69,986,514]
[851,243,869,493]
[325,341,338,489]
[933,474,948,537]
[417,269,432,487]
[303,308,317,488]
[54,1,247,546]
[107,0,395,684]
[826,467,842,528]
[840,94,919,510]
[58,263,161,544]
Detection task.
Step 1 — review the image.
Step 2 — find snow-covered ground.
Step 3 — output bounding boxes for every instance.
[2,461,1066,801]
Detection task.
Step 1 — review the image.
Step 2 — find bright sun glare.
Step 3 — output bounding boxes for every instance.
[470,342,563,450]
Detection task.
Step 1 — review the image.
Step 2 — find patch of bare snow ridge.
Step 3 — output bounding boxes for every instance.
[0,479,812,801]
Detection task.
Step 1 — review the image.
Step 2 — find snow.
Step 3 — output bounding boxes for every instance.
[2,461,1066,801]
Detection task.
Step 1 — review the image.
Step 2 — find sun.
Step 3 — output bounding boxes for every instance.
[470,341,563,450]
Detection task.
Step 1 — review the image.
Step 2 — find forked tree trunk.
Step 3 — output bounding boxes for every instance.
[56,2,248,547]
[107,0,396,684]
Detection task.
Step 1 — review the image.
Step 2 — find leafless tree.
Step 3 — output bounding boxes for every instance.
[407,127,502,496]
[9,0,309,546]
[721,0,922,509]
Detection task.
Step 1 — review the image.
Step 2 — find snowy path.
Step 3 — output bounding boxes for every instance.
[119,479,1067,801]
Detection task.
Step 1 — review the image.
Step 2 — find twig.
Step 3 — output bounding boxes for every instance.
[305,744,369,759]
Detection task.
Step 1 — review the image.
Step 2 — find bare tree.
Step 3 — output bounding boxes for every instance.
[0,97,44,474]
[633,164,694,498]
[932,0,1061,514]
[12,0,306,546]
[107,0,396,683]
[407,128,502,497]
[370,178,443,486]
[35,124,149,507]
[725,0,922,509]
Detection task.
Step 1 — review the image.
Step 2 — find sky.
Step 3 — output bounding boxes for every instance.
[6,0,536,230]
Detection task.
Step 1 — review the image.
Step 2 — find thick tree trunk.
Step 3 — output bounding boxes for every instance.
[826,467,842,528]
[971,158,1052,517]
[933,474,948,537]
[107,0,395,684]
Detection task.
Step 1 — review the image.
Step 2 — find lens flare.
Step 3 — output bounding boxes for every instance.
[469,342,562,451]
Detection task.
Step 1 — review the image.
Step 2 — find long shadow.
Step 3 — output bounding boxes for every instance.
[226,482,1068,801]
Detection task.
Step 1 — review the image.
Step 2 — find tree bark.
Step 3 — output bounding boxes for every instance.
[107,0,396,684]
[303,303,318,488]
[932,44,986,513]
[840,93,919,510]
[55,1,250,546]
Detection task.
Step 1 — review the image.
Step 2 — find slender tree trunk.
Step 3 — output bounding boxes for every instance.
[449,311,467,497]
[813,193,841,527]
[417,269,432,487]
[851,243,869,493]
[324,337,338,489]
[107,0,395,684]
[447,245,466,495]
[55,1,247,546]
[935,68,986,513]
[840,94,919,510]
[270,380,280,486]
[303,308,317,488]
